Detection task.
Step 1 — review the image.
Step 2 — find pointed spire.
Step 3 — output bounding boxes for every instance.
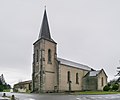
[39,8,52,40]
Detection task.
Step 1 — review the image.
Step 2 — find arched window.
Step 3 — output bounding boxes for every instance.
[36,50,39,62]
[76,73,79,84]
[67,71,70,82]
[48,49,51,63]
[101,77,104,86]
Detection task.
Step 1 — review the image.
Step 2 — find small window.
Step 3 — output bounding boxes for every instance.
[76,73,79,84]
[101,77,104,86]
[36,50,39,62]
[67,71,70,82]
[48,49,52,63]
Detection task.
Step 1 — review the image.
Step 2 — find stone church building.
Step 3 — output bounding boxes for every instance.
[32,9,107,93]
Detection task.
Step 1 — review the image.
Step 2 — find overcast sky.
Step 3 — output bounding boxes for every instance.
[0,0,120,86]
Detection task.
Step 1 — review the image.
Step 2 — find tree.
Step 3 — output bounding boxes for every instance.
[116,66,120,76]
[112,83,119,91]
[0,82,11,91]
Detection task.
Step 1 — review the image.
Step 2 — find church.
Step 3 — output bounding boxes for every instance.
[32,9,107,93]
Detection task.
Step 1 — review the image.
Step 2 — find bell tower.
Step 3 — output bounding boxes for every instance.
[32,8,58,93]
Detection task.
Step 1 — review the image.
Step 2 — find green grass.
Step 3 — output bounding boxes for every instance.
[3,89,10,92]
[75,91,120,95]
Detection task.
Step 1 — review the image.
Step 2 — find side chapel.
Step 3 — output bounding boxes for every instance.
[32,9,107,93]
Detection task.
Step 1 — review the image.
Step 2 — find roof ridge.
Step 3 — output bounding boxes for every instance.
[58,57,89,66]
[58,57,92,71]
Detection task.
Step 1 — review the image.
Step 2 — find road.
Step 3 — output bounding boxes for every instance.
[0,92,120,100]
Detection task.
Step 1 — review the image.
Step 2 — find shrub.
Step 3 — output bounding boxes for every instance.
[107,83,111,87]
[0,85,4,92]
[112,83,119,91]
[103,85,110,91]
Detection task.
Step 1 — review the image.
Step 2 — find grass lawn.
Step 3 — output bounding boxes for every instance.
[75,91,120,95]
[3,89,10,92]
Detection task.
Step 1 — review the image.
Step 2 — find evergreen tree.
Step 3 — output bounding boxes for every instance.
[0,74,11,91]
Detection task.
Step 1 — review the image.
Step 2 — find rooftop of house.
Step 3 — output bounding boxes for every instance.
[14,80,32,86]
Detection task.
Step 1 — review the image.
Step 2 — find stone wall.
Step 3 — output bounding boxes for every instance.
[59,64,89,92]
[83,76,97,91]
[97,70,107,90]
[33,39,57,93]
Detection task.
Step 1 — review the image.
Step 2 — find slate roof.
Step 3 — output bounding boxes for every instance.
[58,58,92,71]
[39,9,52,41]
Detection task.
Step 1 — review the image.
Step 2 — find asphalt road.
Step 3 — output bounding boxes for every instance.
[0,92,120,100]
